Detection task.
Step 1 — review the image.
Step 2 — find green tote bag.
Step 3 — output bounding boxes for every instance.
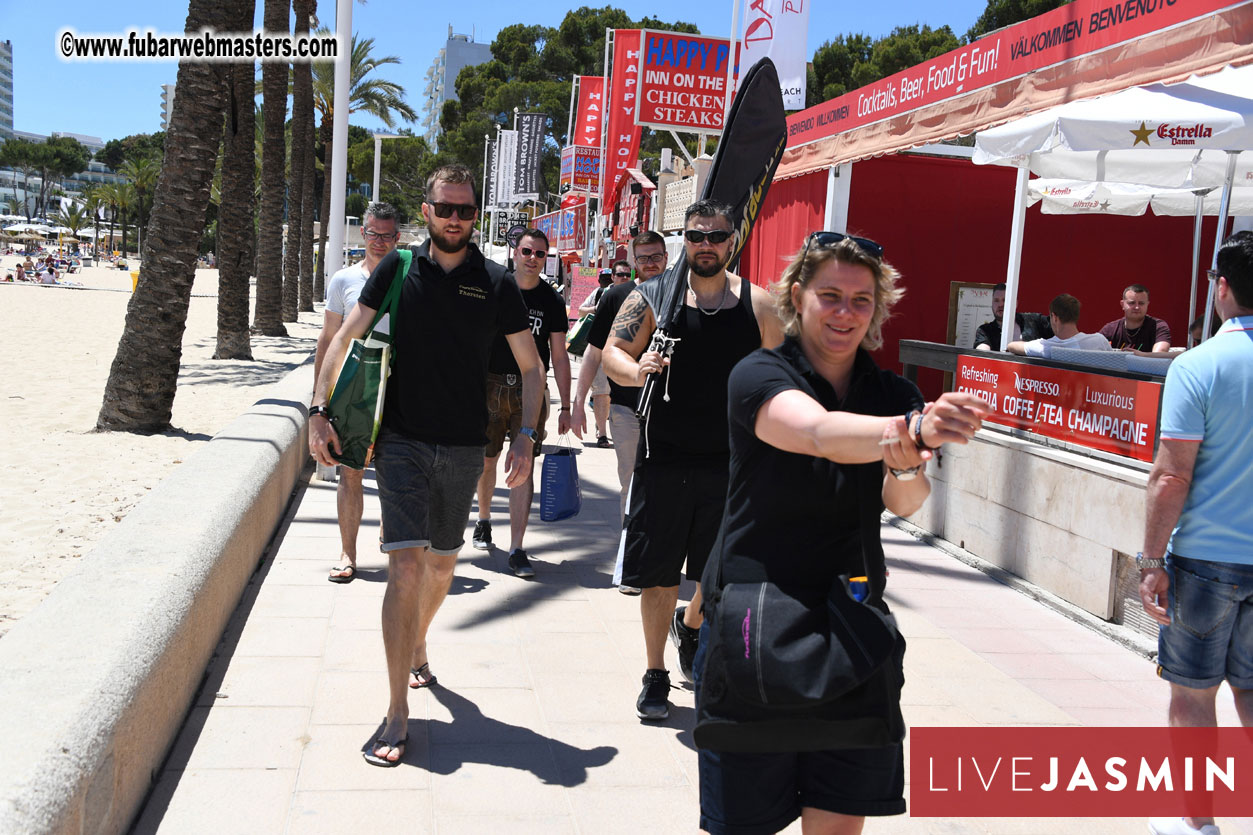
[325,250,411,470]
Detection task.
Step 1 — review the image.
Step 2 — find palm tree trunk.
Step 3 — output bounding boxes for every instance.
[316,119,331,302]
[293,0,316,311]
[96,0,233,431]
[254,0,290,336]
[215,34,257,361]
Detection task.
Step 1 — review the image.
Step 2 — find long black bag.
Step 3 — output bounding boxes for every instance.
[694,468,907,753]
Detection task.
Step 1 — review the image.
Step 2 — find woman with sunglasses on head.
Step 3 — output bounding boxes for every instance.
[694,233,989,835]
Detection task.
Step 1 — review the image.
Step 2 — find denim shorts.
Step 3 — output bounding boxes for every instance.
[372,431,484,556]
[693,622,905,833]
[1157,555,1253,689]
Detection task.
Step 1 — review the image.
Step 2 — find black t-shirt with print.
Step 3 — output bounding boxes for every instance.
[702,338,924,604]
[488,275,570,374]
[358,242,529,446]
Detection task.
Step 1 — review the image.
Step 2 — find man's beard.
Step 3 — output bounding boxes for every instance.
[429,225,470,255]
[690,252,728,278]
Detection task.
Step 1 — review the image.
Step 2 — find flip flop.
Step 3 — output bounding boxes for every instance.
[362,734,407,767]
[328,564,356,584]
[409,662,437,689]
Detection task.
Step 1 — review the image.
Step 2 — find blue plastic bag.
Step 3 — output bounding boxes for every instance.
[540,447,581,522]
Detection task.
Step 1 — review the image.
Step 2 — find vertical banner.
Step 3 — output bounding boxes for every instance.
[485,137,498,208]
[603,29,643,220]
[495,129,518,208]
[636,30,735,132]
[574,75,604,148]
[513,112,546,202]
[739,0,810,109]
[560,145,575,193]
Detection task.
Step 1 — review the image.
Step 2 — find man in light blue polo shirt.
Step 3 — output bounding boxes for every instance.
[1139,230,1253,835]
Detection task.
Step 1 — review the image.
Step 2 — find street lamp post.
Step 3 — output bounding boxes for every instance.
[372,133,403,202]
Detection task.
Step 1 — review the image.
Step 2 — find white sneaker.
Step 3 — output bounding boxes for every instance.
[1148,818,1221,835]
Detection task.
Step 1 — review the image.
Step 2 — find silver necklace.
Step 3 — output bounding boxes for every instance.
[691,278,730,315]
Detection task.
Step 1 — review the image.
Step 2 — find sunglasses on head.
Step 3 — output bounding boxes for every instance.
[429,202,477,220]
[801,231,884,260]
[517,246,545,258]
[684,229,732,245]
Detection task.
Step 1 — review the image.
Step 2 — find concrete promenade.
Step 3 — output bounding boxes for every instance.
[133,390,1251,834]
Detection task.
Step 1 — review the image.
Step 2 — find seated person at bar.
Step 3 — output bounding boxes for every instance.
[1100,283,1171,352]
[1007,293,1112,357]
[974,282,1052,350]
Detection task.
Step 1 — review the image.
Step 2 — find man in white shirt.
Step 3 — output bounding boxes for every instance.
[315,202,400,583]
[1007,293,1112,357]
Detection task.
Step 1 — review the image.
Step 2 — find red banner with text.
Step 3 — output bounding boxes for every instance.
[574,75,604,149]
[603,30,643,218]
[636,30,736,133]
[786,0,1238,148]
[912,727,1253,817]
[955,355,1161,462]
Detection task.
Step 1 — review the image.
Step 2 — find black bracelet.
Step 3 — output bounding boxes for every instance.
[559,406,571,412]
[309,405,330,419]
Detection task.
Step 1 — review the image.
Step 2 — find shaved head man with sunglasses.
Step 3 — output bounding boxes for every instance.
[309,164,543,767]
[602,200,784,721]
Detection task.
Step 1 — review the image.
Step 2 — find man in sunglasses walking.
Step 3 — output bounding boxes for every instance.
[316,201,400,584]
[309,164,543,766]
[472,228,573,577]
[603,201,784,720]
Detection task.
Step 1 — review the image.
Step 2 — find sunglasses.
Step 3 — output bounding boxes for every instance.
[613,271,632,278]
[684,229,732,245]
[429,202,477,220]
[801,231,884,260]
[517,246,546,258]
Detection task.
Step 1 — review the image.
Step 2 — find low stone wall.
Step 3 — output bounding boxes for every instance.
[906,429,1149,619]
[0,360,313,835]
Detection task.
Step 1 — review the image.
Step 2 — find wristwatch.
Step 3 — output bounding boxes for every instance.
[889,465,922,481]
[309,405,330,419]
[1135,552,1166,570]
[517,427,539,443]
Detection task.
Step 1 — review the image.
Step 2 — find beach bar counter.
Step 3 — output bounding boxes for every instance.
[898,340,1170,635]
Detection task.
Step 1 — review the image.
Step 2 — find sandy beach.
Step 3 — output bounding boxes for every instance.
[0,255,320,638]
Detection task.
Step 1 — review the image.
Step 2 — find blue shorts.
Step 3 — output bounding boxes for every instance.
[694,623,905,834]
[1157,555,1253,690]
[373,431,484,556]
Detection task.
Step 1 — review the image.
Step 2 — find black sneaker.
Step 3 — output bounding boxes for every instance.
[636,669,671,720]
[508,548,535,579]
[472,520,492,550]
[669,605,700,683]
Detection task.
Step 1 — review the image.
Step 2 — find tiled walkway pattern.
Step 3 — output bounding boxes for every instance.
[134,380,1251,834]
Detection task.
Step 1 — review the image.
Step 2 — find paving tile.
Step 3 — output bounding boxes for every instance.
[520,630,629,674]
[981,652,1097,682]
[321,627,388,672]
[309,669,412,725]
[287,789,435,834]
[132,768,296,835]
[427,744,569,816]
[250,583,336,619]
[546,720,687,788]
[165,706,310,771]
[426,686,547,745]
[195,656,321,708]
[932,676,1080,726]
[232,616,329,657]
[567,786,705,834]
[433,815,575,835]
[1018,676,1133,709]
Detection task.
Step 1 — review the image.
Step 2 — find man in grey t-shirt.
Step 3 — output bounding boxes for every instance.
[315,202,399,583]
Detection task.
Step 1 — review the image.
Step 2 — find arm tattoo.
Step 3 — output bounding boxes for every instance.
[611,292,649,343]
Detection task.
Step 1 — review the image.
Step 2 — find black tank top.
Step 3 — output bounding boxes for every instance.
[642,276,761,464]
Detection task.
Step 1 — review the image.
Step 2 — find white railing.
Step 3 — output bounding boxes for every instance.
[662,176,696,231]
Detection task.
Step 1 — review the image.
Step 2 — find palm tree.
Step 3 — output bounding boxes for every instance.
[95,183,122,258]
[113,182,135,257]
[254,0,291,336]
[54,204,90,253]
[118,156,160,265]
[215,41,258,360]
[311,32,415,299]
[288,0,317,313]
[97,0,239,432]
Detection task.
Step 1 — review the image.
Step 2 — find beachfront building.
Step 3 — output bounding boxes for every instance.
[160,84,175,131]
[0,130,125,216]
[0,40,13,141]
[420,26,491,148]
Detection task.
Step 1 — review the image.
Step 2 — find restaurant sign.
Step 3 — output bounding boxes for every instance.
[955,355,1161,462]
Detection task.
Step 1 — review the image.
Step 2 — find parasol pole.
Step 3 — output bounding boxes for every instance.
[1187,192,1203,347]
[1202,151,1239,342]
[999,166,1030,353]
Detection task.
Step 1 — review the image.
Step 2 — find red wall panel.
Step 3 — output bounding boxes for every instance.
[740,170,827,289]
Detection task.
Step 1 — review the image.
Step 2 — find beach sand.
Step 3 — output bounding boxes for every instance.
[0,256,320,638]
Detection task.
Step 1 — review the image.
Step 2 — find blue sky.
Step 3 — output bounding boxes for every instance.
[4,0,990,143]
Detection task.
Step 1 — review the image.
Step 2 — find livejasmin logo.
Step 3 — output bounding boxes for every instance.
[928,754,1234,794]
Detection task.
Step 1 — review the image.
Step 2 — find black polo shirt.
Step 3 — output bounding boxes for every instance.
[358,242,529,446]
[587,280,641,409]
[703,338,924,604]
